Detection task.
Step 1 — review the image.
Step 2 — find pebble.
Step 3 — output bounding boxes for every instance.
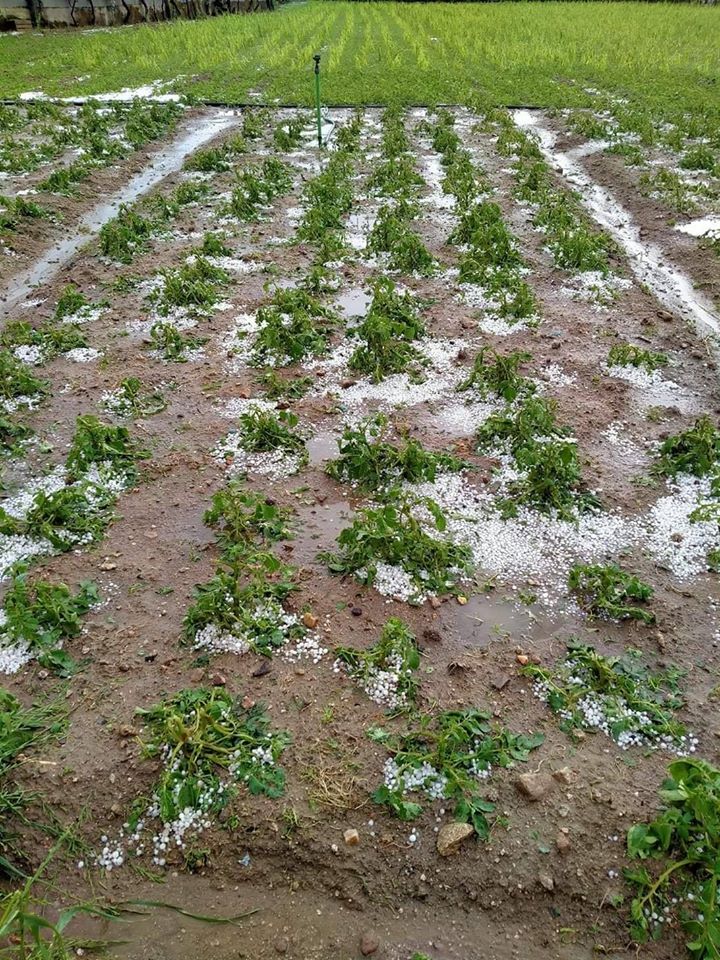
[515,772,554,802]
[360,932,379,956]
[436,821,474,856]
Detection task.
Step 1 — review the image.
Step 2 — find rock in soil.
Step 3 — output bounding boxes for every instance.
[436,821,474,856]
[344,828,360,846]
[515,772,554,801]
[360,931,380,955]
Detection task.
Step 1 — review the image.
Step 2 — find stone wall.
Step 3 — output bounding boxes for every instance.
[1,0,273,30]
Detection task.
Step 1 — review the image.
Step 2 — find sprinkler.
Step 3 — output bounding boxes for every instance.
[313,53,323,148]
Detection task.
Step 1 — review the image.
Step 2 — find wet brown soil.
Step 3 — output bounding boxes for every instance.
[2,107,720,960]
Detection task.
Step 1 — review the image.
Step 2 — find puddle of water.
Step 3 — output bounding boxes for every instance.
[676,216,720,239]
[438,592,530,647]
[307,432,340,466]
[1,111,240,317]
[335,285,371,320]
[437,591,564,649]
[290,499,353,567]
[512,110,720,341]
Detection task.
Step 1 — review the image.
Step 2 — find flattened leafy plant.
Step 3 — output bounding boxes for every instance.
[334,617,420,710]
[523,641,693,752]
[370,709,543,838]
[626,759,720,959]
[568,563,655,624]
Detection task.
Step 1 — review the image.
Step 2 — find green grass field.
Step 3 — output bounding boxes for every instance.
[2,1,719,116]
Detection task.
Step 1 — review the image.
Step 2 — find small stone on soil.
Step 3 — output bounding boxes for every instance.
[515,772,554,802]
[436,821,474,856]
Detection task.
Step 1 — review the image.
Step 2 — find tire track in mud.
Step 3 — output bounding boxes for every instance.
[512,109,720,343]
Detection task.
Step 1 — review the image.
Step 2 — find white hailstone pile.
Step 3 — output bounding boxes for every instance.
[215,396,276,420]
[100,386,132,417]
[93,774,224,871]
[212,431,305,480]
[604,363,693,409]
[13,344,44,366]
[57,304,104,327]
[0,609,32,675]
[193,602,327,664]
[66,347,102,363]
[221,312,260,374]
[560,270,632,308]
[1,458,136,581]
[602,420,645,461]
[191,253,257,276]
[469,757,492,781]
[126,309,198,338]
[419,153,456,218]
[539,364,577,389]
[333,650,409,709]
[406,468,720,608]
[434,398,499,437]
[316,337,466,413]
[641,474,720,579]
[193,622,251,656]
[1,468,65,579]
[281,626,328,665]
[371,561,427,604]
[455,284,537,337]
[383,758,448,801]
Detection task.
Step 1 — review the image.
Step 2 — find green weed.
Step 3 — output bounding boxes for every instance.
[0,690,66,878]
[203,482,291,559]
[334,617,420,709]
[257,369,313,401]
[66,414,148,484]
[652,416,720,479]
[251,289,336,366]
[348,278,427,382]
[0,351,49,406]
[101,377,167,418]
[149,321,206,362]
[458,346,534,401]
[321,495,473,601]
[99,204,155,263]
[608,342,669,373]
[0,564,99,676]
[136,688,290,827]
[236,408,307,462]
[155,256,229,313]
[184,552,299,657]
[367,204,435,276]
[477,396,598,518]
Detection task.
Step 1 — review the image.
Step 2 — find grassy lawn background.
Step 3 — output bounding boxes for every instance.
[1,1,718,116]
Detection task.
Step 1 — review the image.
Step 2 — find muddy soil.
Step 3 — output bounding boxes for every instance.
[2,107,720,960]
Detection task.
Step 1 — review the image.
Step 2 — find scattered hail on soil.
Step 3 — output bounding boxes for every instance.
[1,99,719,960]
